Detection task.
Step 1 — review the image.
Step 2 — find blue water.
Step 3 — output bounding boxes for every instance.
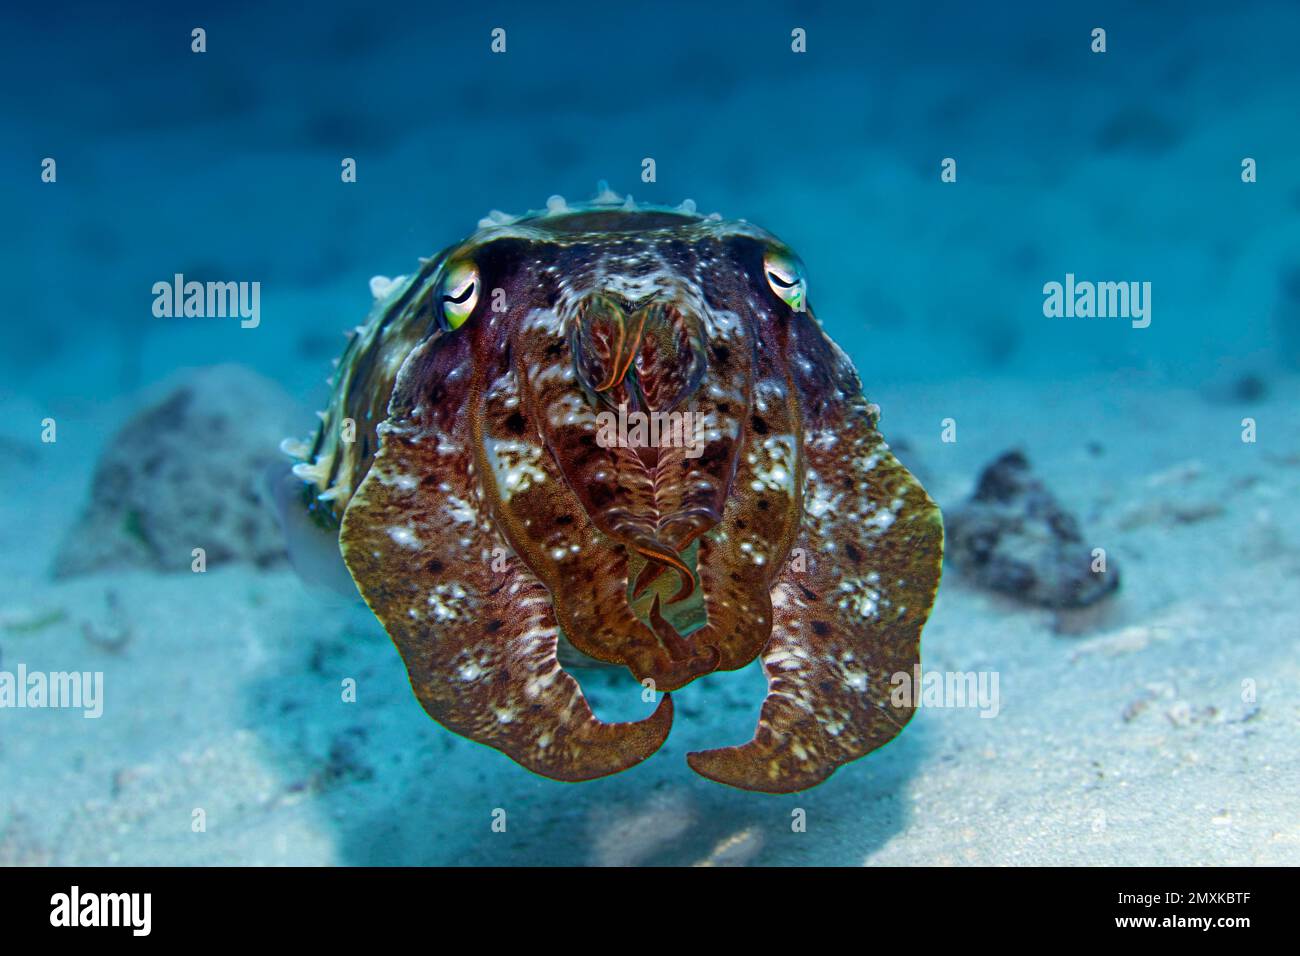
[8,0,1298,401]
[3,1,1298,865]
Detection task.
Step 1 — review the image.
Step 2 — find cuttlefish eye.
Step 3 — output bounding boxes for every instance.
[437,260,480,330]
[763,249,807,312]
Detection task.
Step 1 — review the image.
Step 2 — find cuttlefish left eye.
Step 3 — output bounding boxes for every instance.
[763,249,807,312]
[438,261,480,330]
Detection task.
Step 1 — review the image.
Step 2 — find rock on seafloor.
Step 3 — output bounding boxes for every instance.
[53,364,299,577]
[945,450,1119,609]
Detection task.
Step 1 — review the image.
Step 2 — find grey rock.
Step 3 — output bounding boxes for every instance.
[946,450,1119,609]
[54,365,299,577]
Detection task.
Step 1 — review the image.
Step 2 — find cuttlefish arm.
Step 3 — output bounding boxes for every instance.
[484,311,720,691]
[687,324,943,792]
[339,332,672,781]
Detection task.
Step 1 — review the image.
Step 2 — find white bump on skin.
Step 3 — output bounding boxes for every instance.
[837,579,881,620]
[379,472,418,491]
[750,433,798,493]
[445,495,478,525]
[522,308,564,335]
[546,394,596,429]
[484,438,547,500]
[458,661,482,681]
[427,583,469,622]
[808,428,838,451]
[844,670,869,692]
[804,478,841,520]
[387,526,420,548]
[865,510,895,533]
[530,361,575,388]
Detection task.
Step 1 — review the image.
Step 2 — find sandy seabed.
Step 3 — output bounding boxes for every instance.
[2,372,1295,867]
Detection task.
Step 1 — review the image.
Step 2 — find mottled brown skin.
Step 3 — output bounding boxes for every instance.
[688,315,943,791]
[294,198,943,791]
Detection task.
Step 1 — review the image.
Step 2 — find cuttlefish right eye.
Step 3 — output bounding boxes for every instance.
[437,260,481,330]
[763,247,807,312]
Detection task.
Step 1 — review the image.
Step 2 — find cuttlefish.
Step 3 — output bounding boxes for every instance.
[277,186,943,793]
